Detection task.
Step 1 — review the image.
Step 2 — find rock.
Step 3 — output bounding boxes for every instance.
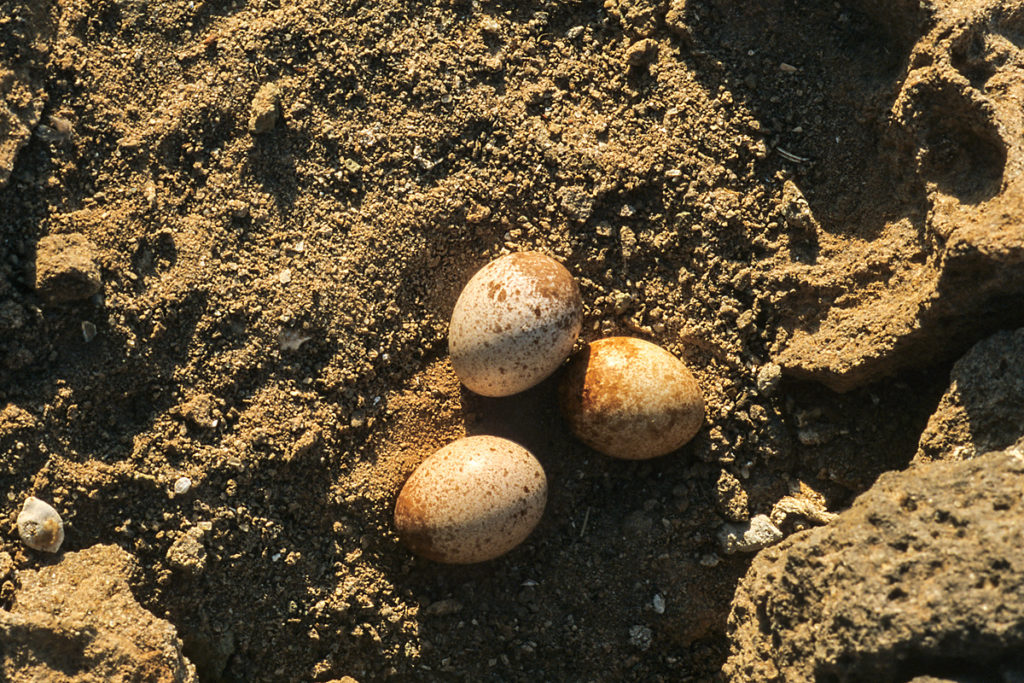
[32,233,102,304]
[422,599,463,617]
[715,470,750,522]
[625,38,659,67]
[755,363,782,395]
[772,1,1024,392]
[249,83,281,134]
[914,328,1024,464]
[725,450,1024,683]
[0,69,46,188]
[16,497,64,553]
[664,0,691,39]
[768,480,836,531]
[556,186,594,223]
[0,544,197,682]
[166,526,207,574]
[605,0,665,38]
[170,393,223,431]
[717,514,781,554]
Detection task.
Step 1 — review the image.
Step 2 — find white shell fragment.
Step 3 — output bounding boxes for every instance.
[173,477,192,496]
[394,435,548,563]
[449,251,583,397]
[17,496,65,553]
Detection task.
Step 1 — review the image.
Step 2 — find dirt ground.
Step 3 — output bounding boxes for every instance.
[1,0,1021,680]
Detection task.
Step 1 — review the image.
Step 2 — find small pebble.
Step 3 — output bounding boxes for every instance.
[756,363,783,395]
[249,83,281,134]
[17,497,64,553]
[629,624,653,650]
[718,514,783,554]
[625,38,659,67]
[700,553,721,567]
[173,476,192,496]
[33,233,102,304]
[652,594,665,614]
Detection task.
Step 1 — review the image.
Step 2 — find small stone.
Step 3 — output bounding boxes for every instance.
[652,594,666,614]
[557,186,594,223]
[423,599,463,617]
[756,363,782,395]
[166,526,207,574]
[227,200,250,219]
[699,553,721,567]
[17,497,64,553]
[626,39,659,67]
[716,470,750,522]
[33,233,102,303]
[718,514,783,554]
[249,83,281,134]
[81,320,97,342]
[629,624,653,650]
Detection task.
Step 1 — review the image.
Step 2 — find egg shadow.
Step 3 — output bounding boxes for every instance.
[459,376,566,459]
[386,370,747,680]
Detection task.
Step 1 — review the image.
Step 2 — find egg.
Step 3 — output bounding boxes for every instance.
[559,337,705,459]
[394,435,547,563]
[449,251,583,397]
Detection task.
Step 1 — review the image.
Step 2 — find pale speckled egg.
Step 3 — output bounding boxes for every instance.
[394,435,547,563]
[559,337,705,459]
[449,252,583,397]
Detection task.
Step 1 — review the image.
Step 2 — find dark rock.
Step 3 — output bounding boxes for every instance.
[915,328,1024,464]
[32,233,102,303]
[0,544,197,682]
[726,450,1024,682]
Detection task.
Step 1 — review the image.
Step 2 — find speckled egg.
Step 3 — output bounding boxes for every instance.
[394,435,547,563]
[449,252,583,397]
[559,337,705,459]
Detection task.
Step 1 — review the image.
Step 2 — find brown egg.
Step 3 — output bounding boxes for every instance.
[559,337,705,459]
[449,251,583,397]
[394,435,547,563]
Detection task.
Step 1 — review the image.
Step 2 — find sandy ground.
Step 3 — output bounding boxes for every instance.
[2,0,1022,680]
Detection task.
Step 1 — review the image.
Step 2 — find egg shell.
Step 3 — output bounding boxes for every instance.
[394,435,547,563]
[449,251,583,397]
[559,337,705,459]
[17,496,65,553]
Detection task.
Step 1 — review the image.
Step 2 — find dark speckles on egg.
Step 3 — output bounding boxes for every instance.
[559,337,705,460]
[449,252,583,397]
[394,435,548,564]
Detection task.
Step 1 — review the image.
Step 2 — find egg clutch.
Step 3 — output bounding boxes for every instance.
[394,251,706,564]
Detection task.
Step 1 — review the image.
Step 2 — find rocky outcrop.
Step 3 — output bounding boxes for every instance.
[725,449,1024,682]
[774,0,1024,391]
[0,544,197,682]
[914,327,1024,464]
